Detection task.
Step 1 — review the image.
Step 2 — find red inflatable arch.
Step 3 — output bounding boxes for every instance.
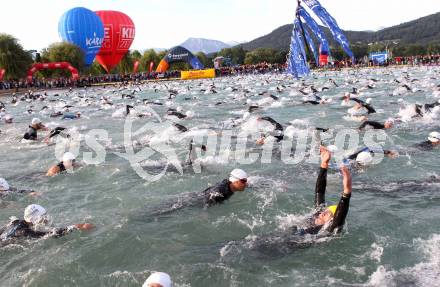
[26,62,79,82]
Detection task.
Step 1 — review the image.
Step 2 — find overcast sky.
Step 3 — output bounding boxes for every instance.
[1,0,438,51]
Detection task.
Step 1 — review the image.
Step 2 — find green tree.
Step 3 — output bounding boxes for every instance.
[231,46,246,65]
[0,33,33,79]
[141,49,160,71]
[84,61,106,76]
[426,43,440,55]
[131,50,142,61]
[41,42,85,77]
[329,46,345,61]
[195,51,211,68]
[351,45,369,59]
[244,48,281,64]
[169,62,190,71]
[116,52,134,74]
[218,46,246,65]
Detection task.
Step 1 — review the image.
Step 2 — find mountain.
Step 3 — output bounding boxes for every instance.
[180,38,231,54]
[240,12,440,51]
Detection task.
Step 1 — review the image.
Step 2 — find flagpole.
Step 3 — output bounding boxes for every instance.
[296,0,312,63]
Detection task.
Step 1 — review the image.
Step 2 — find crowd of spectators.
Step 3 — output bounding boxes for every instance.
[218,63,285,76]
[1,56,439,91]
[389,54,440,66]
[333,55,440,68]
[0,71,181,91]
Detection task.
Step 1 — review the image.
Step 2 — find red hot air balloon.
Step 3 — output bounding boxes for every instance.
[95,10,135,73]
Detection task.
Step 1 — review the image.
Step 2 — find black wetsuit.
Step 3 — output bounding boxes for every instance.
[303,95,322,105]
[415,104,424,117]
[231,167,351,254]
[260,116,284,142]
[359,121,385,130]
[351,98,376,114]
[0,219,74,241]
[203,179,234,206]
[148,179,234,216]
[57,162,67,173]
[315,127,329,132]
[0,188,34,198]
[23,126,37,140]
[48,127,67,139]
[174,123,188,133]
[303,100,321,105]
[300,167,350,235]
[167,110,186,119]
[414,141,436,151]
[424,102,440,112]
[126,105,134,115]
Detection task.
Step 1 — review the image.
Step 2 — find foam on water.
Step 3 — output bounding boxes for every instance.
[366,234,440,287]
[1,67,440,286]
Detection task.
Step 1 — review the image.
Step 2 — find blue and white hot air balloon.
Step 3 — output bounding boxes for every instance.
[58,7,104,66]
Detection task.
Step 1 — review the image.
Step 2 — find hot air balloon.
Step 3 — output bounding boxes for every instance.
[58,7,104,66]
[95,11,135,73]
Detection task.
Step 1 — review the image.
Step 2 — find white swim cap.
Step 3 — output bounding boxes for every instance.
[31,118,41,125]
[24,204,47,224]
[327,145,338,153]
[428,131,440,143]
[229,168,248,182]
[0,178,10,191]
[143,272,172,287]
[62,152,76,162]
[366,98,372,104]
[356,152,373,165]
[386,118,395,124]
[4,114,13,121]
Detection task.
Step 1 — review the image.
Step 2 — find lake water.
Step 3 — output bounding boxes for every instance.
[0,66,439,287]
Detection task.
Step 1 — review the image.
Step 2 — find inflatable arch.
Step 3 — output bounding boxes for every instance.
[156,46,204,73]
[27,62,79,82]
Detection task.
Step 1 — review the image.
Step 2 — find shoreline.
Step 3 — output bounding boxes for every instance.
[0,77,181,98]
[1,64,437,98]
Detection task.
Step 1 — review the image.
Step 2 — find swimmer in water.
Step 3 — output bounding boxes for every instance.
[3,114,13,124]
[255,116,284,145]
[0,204,93,242]
[203,169,248,206]
[142,272,172,287]
[61,112,81,120]
[46,152,78,176]
[43,127,69,143]
[23,118,49,141]
[296,146,353,235]
[358,118,394,130]
[185,139,207,166]
[351,97,376,114]
[423,100,440,113]
[343,146,398,167]
[0,178,40,197]
[413,131,440,151]
[151,169,248,216]
[225,146,352,253]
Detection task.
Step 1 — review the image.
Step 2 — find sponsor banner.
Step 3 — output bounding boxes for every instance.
[181,69,215,80]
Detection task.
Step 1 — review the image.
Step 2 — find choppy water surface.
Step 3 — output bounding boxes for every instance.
[1,67,440,287]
